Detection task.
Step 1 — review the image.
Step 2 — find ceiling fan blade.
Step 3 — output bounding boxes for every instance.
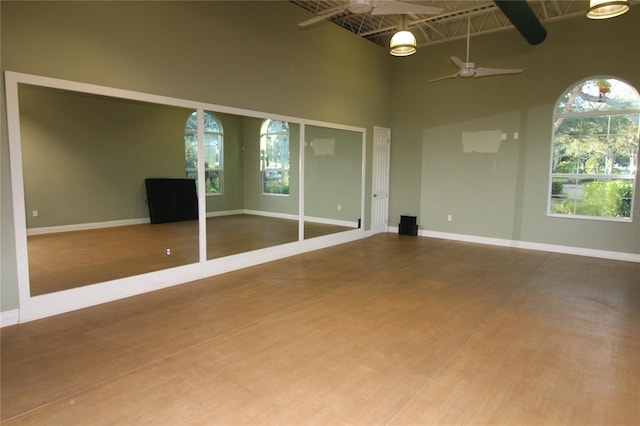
[450,56,465,69]
[431,10,522,83]
[428,72,459,82]
[371,1,443,15]
[474,67,524,77]
[297,5,348,27]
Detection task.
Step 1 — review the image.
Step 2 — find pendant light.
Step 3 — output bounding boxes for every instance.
[389,17,416,57]
[390,31,417,56]
[587,0,629,19]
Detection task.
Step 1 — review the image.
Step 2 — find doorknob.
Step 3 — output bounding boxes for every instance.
[373,193,378,198]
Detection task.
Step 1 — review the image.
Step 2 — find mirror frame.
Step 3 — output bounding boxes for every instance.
[5,71,368,322]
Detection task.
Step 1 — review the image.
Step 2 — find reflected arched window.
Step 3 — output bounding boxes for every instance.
[185,111,223,194]
[549,77,639,221]
[260,119,290,195]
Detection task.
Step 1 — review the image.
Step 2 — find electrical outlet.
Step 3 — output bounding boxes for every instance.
[165,248,171,256]
[32,210,39,217]
[447,214,453,222]
[338,204,342,211]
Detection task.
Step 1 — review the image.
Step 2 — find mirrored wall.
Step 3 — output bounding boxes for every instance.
[18,84,199,295]
[7,72,366,303]
[304,125,362,239]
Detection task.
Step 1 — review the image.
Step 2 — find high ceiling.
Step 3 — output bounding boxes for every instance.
[290,1,634,48]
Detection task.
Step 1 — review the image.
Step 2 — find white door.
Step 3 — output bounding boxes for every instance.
[371,126,390,234]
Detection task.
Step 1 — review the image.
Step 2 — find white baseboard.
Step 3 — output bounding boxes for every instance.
[388,226,640,263]
[1,309,20,327]
[206,209,244,218]
[27,211,357,236]
[243,209,299,221]
[303,215,358,228]
[27,218,150,236]
[242,210,358,228]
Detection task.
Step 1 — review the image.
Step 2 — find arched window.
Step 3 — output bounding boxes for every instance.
[260,119,290,195]
[185,111,223,195]
[549,77,639,221]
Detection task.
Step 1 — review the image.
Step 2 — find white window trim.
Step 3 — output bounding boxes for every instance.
[260,120,290,196]
[547,78,639,223]
[185,112,224,195]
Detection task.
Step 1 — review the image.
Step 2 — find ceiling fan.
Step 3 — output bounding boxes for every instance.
[428,10,524,82]
[297,0,443,27]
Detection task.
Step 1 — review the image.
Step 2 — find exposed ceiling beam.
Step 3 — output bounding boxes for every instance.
[291,1,638,47]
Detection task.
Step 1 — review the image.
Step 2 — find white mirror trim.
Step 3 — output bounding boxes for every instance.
[5,71,369,323]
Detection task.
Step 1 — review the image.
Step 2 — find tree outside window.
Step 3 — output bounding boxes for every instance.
[185,111,223,195]
[549,78,639,221]
[260,119,290,195]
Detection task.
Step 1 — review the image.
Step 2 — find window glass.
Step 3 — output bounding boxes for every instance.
[549,78,639,221]
[185,111,223,194]
[260,119,290,195]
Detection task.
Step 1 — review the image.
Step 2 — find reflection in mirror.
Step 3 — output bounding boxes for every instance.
[18,84,199,295]
[12,75,366,302]
[205,115,300,259]
[303,125,363,239]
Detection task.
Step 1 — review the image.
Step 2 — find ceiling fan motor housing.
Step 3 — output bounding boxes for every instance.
[459,63,475,78]
[348,0,373,14]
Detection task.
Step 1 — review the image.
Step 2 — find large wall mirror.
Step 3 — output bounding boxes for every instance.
[204,114,301,259]
[18,84,200,295]
[5,72,366,319]
[304,125,363,239]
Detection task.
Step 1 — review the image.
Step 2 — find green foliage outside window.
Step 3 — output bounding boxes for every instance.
[549,78,639,220]
[551,180,633,218]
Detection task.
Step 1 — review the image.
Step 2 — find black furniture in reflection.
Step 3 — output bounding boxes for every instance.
[145,178,198,224]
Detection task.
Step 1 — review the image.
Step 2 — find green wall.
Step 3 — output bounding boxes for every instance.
[19,85,191,228]
[1,1,391,313]
[391,8,639,254]
[19,89,275,228]
[305,126,362,223]
[16,85,362,228]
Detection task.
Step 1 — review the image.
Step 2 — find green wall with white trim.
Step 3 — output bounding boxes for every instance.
[390,7,639,254]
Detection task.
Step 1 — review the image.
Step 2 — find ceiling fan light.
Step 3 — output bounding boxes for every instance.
[390,30,416,57]
[587,0,629,19]
[348,0,373,14]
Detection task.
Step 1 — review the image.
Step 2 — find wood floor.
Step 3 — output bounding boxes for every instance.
[27,214,351,295]
[2,234,639,425]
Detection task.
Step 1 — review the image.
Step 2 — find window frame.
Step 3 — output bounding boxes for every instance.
[185,111,223,196]
[260,119,290,196]
[547,77,639,222]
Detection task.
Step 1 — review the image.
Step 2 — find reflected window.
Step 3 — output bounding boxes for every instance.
[260,119,290,195]
[185,111,223,194]
[549,77,639,221]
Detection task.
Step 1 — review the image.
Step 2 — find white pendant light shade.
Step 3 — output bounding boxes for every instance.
[390,30,417,56]
[587,0,629,19]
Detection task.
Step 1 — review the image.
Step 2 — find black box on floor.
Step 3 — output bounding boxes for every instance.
[399,215,418,236]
